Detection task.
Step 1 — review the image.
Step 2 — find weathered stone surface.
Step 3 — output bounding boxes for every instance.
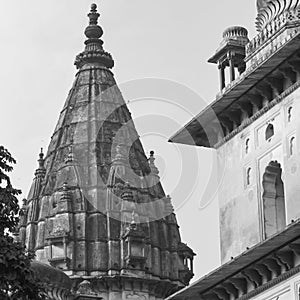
[18,4,194,300]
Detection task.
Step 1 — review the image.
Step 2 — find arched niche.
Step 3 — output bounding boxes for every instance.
[262,161,286,239]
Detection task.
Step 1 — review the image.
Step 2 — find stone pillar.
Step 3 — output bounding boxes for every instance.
[229,55,235,82]
[218,64,225,91]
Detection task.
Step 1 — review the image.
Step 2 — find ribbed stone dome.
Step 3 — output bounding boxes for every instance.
[256,0,300,31]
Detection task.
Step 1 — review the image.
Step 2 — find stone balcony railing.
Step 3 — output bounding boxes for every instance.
[246,8,300,58]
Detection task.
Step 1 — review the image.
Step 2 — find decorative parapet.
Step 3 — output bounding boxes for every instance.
[256,0,300,31]
[246,8,300,59]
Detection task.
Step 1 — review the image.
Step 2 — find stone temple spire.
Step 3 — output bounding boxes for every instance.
[18,4,194,300]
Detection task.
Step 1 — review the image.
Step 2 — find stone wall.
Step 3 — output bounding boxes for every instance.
[217,86,300,263]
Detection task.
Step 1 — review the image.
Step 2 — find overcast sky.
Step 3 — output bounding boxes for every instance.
[0,1,257,280]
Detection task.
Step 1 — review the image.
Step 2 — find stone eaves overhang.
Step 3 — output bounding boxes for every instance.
[166,219,300,300]
[169,24,300,149]
[208,39,247,65]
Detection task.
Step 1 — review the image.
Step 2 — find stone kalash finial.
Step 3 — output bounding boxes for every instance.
[85,3,103,39]
[75,3,114,69]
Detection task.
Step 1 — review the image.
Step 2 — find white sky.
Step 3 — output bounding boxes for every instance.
[0,1,257,280]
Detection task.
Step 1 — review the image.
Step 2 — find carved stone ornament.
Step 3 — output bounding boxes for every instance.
[77,280,97,296]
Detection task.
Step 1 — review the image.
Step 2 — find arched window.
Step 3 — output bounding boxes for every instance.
[245,138,250,154]
[290,137,295,156]
[246,168,252,186]
[288,106,293,123]
[265,123,274,141]
[262,161,286,239]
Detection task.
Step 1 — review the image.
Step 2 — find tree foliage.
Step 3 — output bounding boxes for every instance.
[0,146,45,299]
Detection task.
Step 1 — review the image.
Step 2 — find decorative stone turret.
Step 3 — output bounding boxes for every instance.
[18,3,194,299]
[208,26,249,91]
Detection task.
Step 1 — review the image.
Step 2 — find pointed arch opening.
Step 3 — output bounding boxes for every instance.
[262,161,286,239]
[265,123,274,141]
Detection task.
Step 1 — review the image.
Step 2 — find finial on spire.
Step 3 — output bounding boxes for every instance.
[37,147,45,168]
[149,150,155,164]
[35,148,46,177]
[75,3,114,69]
[84,3,103,40]
[148,150,159,176]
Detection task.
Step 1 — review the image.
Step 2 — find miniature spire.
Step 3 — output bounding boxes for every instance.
[34,148,46,178]
[38,148,44,167]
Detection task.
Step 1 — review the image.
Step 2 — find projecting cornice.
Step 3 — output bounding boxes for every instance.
[166,219,300,300]
[170,18,300,148]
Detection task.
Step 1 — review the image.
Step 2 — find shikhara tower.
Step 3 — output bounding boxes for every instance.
[17,4,194,300]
